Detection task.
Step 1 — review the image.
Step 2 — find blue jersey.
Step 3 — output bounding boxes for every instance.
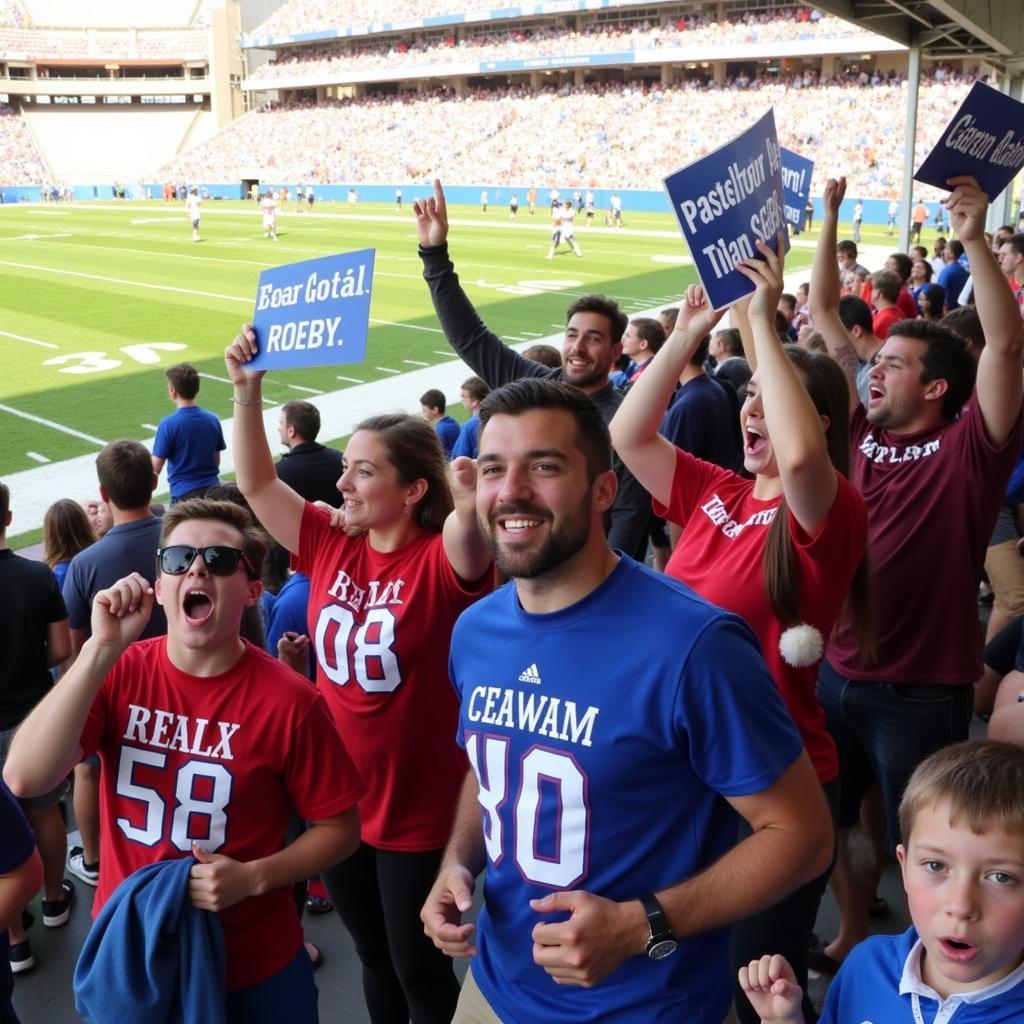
[153,406,224,500]
[449,556,804,1023]
[823,928,1024,1023]
[433,415,461,460]
[452,414,481,459]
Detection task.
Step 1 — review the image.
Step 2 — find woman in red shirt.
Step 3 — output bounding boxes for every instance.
[226,328,492,1024]
[611,239,870,1024]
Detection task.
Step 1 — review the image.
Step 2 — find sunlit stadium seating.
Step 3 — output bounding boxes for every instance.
[0,103,45,183]
[159,73,973,201]
[14,0,201,28]
[249,14,869,85]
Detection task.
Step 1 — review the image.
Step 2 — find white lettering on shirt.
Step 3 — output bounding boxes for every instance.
[466,685,599,748]
[699,493,777,539]
[122,704,240,761]
[326,568,406,613]
[858,434,942,464]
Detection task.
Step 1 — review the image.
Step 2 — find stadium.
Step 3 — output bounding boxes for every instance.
[1,0,1024,1020]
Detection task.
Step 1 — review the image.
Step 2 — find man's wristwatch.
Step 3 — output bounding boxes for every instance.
[640,893,677,960]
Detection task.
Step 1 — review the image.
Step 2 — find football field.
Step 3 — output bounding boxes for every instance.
[0,197,818,545]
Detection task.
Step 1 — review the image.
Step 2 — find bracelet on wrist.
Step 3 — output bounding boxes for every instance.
[233,395,262,406]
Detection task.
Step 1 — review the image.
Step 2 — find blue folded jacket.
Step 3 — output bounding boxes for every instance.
[74,856,226,1024]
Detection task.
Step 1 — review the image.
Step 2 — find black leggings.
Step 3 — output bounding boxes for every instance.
[731,778,839,1024]
[321,843,459,1024]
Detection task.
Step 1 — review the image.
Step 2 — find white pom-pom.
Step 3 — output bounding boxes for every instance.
[778,624,824,668]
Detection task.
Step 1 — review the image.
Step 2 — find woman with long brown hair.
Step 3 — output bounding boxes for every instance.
[226,327,492,1024]
[611,238,870,1024]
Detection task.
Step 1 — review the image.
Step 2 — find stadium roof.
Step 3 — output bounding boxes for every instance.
[812,0,1024,73]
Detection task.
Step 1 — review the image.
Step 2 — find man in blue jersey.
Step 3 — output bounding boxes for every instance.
[421,378,832,1023]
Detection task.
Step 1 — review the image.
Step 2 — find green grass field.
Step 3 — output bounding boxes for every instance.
[0,196,853,540]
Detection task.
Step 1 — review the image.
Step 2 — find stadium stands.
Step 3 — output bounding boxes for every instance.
[250,13,870,85]
[0,27,208,60]
[13,0,202,28]
[0,103,45,183]
[159,73,974,200]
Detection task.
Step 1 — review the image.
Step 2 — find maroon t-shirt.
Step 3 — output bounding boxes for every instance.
[829,400,1022,684]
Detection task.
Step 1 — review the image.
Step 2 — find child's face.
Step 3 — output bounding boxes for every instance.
[897,800,1024,999]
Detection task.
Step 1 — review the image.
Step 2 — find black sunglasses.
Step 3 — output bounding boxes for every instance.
[157,545,257,579]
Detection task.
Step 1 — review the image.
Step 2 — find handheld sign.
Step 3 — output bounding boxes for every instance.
[914,81,1024,201]
[780,147,814,234]
[664,109,790,311]
[247,249,375,371]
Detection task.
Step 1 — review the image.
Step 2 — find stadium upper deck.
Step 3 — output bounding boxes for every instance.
[245,10,894,90]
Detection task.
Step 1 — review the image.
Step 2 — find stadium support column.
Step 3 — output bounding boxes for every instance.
[453,76,467,97]
[991,72,1023,231]
[898,35,921,253]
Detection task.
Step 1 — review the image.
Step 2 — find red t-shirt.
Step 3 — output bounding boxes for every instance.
[873,306,904,339]
[829,401,1023,683]
[861,282,918,322]
[297,502,492,851]
[80,638,365,991]
[655,448,867,782]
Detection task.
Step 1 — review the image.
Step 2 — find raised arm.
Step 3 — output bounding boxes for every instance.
[808,178,860,418]
[609,285,725,507]
[225,327,306,554]
[738,238,838,534]
[443,457,492,582]
[415,179,551,388]
[4,574,153,798]
[946,175,1024,446]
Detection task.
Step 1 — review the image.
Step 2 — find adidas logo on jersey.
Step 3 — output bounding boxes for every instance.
[518,663,542,685]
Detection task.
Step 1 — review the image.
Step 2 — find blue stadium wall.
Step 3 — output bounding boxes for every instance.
[0,183,940,226]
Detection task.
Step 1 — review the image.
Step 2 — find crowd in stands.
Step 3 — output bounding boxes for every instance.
[161,72,974,201]
[4,158,1024,1024]
[0,0,25,27]
[253,12,867,83]
[0,104,45,185]
[0,27,207,61]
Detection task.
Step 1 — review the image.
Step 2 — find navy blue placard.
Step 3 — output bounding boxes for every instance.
[248,249,375,371]
[663,109,790,311]
[914,81,1024,201]
[780,147,814,233]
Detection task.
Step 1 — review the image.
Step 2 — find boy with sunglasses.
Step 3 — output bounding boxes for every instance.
[4,499,365,1022]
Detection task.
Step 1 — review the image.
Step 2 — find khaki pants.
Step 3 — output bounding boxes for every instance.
[452,964,736,1023]
[452,967,503,1024]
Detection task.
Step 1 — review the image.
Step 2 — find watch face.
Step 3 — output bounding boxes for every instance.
[647,938,678,961]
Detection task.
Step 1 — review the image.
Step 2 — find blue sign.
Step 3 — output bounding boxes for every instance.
[248,250,375,371]
[663,109,789,311]
[914,81,1024,201]
[780,147,814,234]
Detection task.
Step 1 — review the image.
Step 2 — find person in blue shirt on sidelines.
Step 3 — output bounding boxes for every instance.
[740,739,1024,1023]
[421,388,462,460]
[452,376,490,460]
[421,377,832,1024]
[152,363,225,503]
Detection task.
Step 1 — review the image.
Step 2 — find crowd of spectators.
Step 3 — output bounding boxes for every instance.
[0,27,207,61]
[252,11,867,83]
[160,71,974,201]
[0,0,26,27]
[0,104,45,185]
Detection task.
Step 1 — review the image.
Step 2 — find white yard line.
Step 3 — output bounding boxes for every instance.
[0,329,59,350]
[0,402,106,446]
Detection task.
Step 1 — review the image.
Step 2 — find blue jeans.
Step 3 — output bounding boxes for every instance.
[818,659,973,851]
[226,948,317,1024]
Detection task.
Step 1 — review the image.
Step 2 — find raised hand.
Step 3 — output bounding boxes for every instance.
[412,179,449,248]
[673,283,727,342]
[944,175,987,244]
[277,631,310,675]
[449,456,478,521]
[737,954,805,1023]
[822,177,846,219]
[90,573,154,652]
[736,233,786,325]
[224,324,266,388]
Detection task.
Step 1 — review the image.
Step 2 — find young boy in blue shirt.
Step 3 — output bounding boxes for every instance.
[740,739,1024,1022]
